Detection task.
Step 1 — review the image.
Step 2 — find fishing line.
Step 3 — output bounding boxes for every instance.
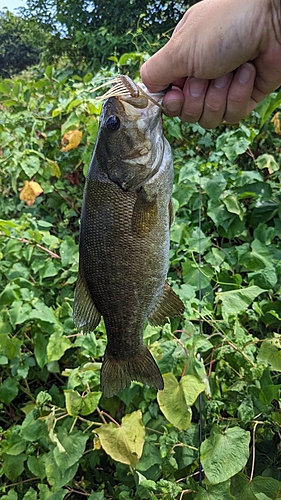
[197,174,203,487]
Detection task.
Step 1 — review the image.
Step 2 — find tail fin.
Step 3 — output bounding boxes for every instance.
[101,345,164,398]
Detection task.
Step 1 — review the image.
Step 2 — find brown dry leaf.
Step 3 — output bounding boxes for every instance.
[271,112,280,134]
[20,180,43,206]
[61,129,82,151]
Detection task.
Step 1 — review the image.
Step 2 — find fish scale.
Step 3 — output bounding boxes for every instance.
[74,88,184,397]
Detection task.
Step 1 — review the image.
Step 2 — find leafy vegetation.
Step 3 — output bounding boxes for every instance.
[20,0,196,69]
[0,10,46,78]
[1,52,281,500]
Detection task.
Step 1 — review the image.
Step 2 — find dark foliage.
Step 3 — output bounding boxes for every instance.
[21,0,197,68]
[0,10,46,78]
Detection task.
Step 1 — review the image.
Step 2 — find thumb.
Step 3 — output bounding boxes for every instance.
[140,37,187,93]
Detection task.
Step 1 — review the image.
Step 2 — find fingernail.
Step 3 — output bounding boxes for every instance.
[165,100,181,113]
[214,74,230,89]
[238,64,252,84]
[189,78,206,97]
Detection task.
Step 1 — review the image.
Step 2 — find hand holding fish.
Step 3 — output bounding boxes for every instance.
[140,0,281,129]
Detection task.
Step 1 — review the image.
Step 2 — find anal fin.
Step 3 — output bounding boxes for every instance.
[73,265,101,333]
[148,280,184,326]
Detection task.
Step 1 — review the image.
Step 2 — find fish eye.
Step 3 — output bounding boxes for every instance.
[106,115,120,131]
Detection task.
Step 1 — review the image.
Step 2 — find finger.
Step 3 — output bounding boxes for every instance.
[252,39,281,102]
[198,73,233,129]
[179,77,209,123]
[224,63,256,123]
[140,38,186,92]
[162,86,185,116]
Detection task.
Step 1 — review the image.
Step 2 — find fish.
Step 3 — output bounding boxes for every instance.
[73,76,184,398]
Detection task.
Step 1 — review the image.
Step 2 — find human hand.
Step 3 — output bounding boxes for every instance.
[140,0,281,128]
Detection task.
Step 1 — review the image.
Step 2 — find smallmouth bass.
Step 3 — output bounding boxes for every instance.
[74,77,184,398]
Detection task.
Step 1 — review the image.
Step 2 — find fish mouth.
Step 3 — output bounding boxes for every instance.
[120,86,165,111]
[92,75,165,112]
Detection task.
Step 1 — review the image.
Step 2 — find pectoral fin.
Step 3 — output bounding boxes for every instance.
[73,265,101,333]
[132,188,158,236]
[148,280,184,326]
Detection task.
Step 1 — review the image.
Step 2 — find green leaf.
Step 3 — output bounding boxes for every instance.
[1,490,18,500]
[61,112,80,135]
[34,331,48,368]
[256,153,279,173]
[222,194,243,220]
[166,117,182,139]
[22,488,37,500]
[37,484,67,500]
[21,411,48,442]
[248,267,277,290]
[175,424,200,469]
[30,301,57,324]
[9,300,32,327]
[45,65,54,79]
[259,384,281,405]
[136,436,162,472]
[204,174,227,200]
[237,396,255,423]
[39,260,59,279]
[88,493,105,500]
[64,389,102,416]
[231,473,281,500]
[60,236,79,266]
[181,260,213,290]
[0,82,11,94]
[47,329,72,362]
[220,135,250,162]
[47,490,68,500]
[53,428,89,474]
[2,453,26,480]
[257,337,281,371]
[215,285,265,319]
[157,373,205,430]
[96,410,145,467]
[0,334,22,359]
[201,426,250,484]
[195,480,235,500]
[27,455,46,480]
[0,378,19,404]
[21,154,40,177]
[3,434,26,455]
[45,451,79,489]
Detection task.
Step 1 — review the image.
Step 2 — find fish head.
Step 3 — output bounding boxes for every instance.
[95,90,166,191]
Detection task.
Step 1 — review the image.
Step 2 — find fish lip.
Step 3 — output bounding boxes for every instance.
[119,84,165,110]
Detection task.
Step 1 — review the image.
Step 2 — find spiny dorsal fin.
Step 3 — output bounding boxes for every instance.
[73,265,101,333]
[148,280,184,326]
[132,189,158,236]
